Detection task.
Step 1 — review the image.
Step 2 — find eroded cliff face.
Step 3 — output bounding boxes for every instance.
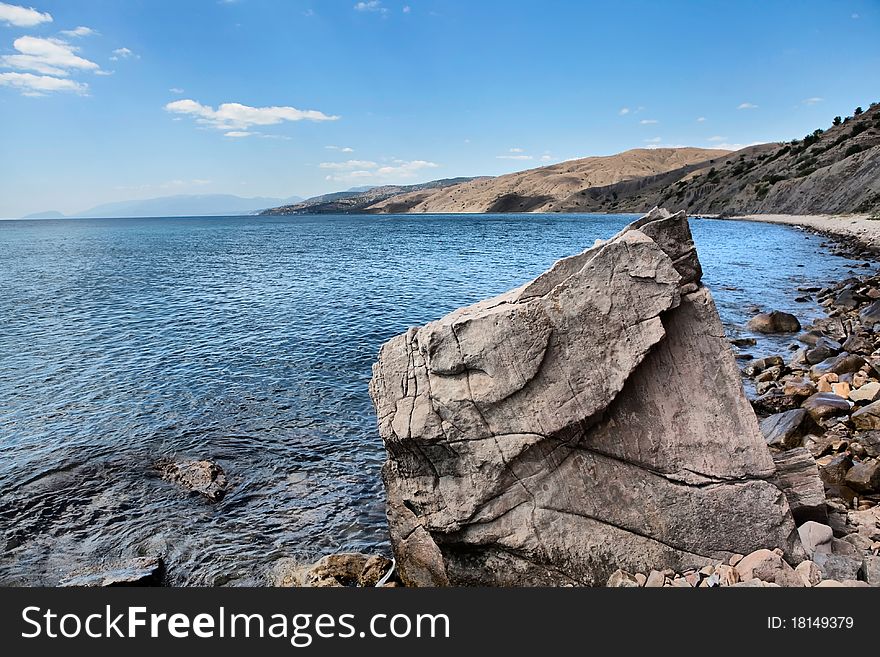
[369,208,803,586]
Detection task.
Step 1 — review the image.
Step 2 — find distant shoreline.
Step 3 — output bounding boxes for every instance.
[706,212,879,254]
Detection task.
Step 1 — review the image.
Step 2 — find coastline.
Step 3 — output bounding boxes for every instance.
[711,213,879,254]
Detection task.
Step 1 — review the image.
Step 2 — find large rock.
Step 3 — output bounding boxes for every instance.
[801,393,851,422]
[59,557,164,587]
[747,311,801,334]
[370,208,803,587]
[734,549,806,587]
[156,458,228,502]
[771,448,828,525]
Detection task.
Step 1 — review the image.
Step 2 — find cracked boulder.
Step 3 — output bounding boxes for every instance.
[369,208,803,587]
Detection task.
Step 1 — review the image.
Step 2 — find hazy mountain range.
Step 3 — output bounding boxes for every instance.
[22,194,304,219]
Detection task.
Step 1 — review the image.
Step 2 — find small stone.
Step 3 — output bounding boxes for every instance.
[760,409,813,449]
[729,553,744,567]
[644,570,665,588]
[672,577,692,588]
[797,521,834,559]
[851,382,880,403]
[59,557,164,587]
[698,565,715,577]
[684,572,700,587]
[842,533,873,551]
[818,453,853,486]
[730,337,757,347]
[832,382,852,398]
[844,459,880,493]
[784,378,817,398]
[715,564,739,586]
[853,372,869,388]
[852,400,880,430]
[795,560,822,587]
[634,572,647,586]
[606,568,640,587]
[814,579,844,587]
[859,431,880,457]
[155,458,229,502]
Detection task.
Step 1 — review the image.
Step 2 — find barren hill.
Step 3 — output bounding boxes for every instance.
[366,148,730,214]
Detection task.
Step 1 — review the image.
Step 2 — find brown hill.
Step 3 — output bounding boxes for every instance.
[365,148,731,214]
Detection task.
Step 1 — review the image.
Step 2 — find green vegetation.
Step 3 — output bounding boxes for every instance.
[854,106,864,116]
[833,116,842,126]
[845,144,864,157]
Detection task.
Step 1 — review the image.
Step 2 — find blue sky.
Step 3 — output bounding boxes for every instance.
[0,0,877,217]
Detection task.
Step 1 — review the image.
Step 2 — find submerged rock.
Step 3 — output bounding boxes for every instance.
[369,208,803,587]
[156,458,228,502]
[269,553,394,587]
[59,556,164,587]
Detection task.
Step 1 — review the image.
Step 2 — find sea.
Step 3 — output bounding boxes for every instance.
[0,213,868,585]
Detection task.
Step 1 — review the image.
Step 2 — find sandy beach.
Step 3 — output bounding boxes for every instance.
[723,213,880,252]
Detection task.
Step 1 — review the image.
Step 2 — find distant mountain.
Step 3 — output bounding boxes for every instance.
[65,194,303,219]
[22,210,65,219]
[261,178,481,215]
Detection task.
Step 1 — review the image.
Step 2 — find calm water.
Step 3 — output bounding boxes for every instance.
[0,214,868,585]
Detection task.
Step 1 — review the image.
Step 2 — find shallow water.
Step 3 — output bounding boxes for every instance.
[0,213,868,585]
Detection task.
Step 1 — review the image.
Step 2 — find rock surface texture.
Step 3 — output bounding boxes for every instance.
[370,208,803,586]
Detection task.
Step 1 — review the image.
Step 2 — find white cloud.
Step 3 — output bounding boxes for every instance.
[508,147,524,153]
[224,131,253,138]
[704,141,762,151]
[802,96,823,105]
[165,98,339,133]
[325,145,354,152]
[540,155,553,161]
[618,107,630,115]
[639,119,658,125]
[323,159,439,182]
[354,1,387,13]
[696,116,707,122]
[1,36,99,76]
[60,26,97,38]
[319,160,378,169]
[169,87,184,94]
[644,136,662,143]
[497,154,533,160]
[0,71,86,95]
[403,5,411,12]
[707,135,727,142]
[110,47,137,61]
[0,2,52,27]
[737,102,758,110]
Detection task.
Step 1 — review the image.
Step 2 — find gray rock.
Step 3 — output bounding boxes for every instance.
[860,555,880,586]
[852,400,880,430]
[818,453,853,486]
[813,553,862,582]
[801,392,851,421]
[806,338,842,365]
[859,299,880,324]
[842,334,872,355]
[748,311,801,334]
[810,353,866,379]
[370,208,803,587]
[843,459,880,493]
[858,431,880,457]
[271,553,394,588]
[772,449,828,525]
[760,409,814,449]
[796,522,834,559]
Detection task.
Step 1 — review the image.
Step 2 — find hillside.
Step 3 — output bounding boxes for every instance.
[261,178,480,215]
[365,148,730,214]
[67,194,304,219]
[586,103,880,215]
